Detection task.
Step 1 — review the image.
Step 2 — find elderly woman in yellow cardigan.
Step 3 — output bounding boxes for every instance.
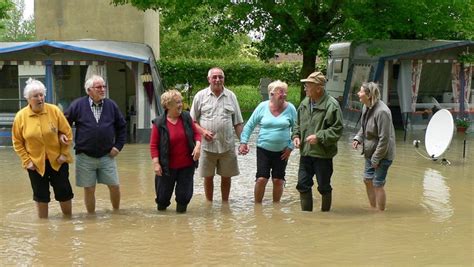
[12,78,74,219]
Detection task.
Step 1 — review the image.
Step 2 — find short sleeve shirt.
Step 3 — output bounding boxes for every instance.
[190,87,243,153]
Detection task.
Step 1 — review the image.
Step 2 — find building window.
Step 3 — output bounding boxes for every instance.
[0,65,22,113]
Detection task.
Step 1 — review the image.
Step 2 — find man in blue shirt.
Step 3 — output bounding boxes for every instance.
[65,75,127,214]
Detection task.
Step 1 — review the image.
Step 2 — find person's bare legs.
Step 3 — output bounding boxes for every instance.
[221,176,231,202]
[84,186,96,213]
[59,200,72,217]
[254,177,268,203]
[36,202,48,218]
[364,179,376,208]
[108,185,121,210]
[272,178,285,202]
[204,176,214,201]
[374,186,386,211]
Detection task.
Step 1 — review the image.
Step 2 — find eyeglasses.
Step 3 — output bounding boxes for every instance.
[210,75,224,79]
[30,93,45,99]
[270,91,287,97]
[304,83,323,89]
[91,85,107,90]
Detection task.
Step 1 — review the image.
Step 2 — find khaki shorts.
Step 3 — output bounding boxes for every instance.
[76,153,119,187]
[199,149,240,178]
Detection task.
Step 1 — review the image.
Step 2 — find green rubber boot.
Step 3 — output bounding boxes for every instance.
[321,192,332,212]
[176,203,187,213]
[300,191,313,212]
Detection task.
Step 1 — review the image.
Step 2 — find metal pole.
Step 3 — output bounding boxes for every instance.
[460,63,466,119]
[463,138,466,159]
[404,112,409,142]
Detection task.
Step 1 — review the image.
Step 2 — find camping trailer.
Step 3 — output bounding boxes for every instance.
[0,40,165,146]
[326,40,474,130]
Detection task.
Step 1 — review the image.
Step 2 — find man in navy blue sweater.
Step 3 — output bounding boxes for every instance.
[65,75,127,214]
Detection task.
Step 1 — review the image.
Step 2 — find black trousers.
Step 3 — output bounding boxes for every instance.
[296,156,333,195]
[155,166,194,208]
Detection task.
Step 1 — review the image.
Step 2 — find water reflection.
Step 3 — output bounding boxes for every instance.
[0,131,472,265]
[421,168,454,222]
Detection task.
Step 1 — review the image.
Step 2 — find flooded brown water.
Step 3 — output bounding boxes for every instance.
[1,130,472,265]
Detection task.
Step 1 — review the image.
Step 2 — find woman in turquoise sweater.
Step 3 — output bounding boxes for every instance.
[239,80,297,203]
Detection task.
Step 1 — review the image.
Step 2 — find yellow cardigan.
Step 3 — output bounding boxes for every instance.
[12,103,73,176]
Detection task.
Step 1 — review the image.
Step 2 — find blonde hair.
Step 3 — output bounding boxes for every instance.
[361,82,380,107]
[160,89,182,110]
[267,80,288,95]
[23,78,46,99]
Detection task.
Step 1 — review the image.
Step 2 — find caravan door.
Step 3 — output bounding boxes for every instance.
[326,42,351,105]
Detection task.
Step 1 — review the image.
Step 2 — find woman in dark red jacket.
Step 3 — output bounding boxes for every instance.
[150,90,201,213]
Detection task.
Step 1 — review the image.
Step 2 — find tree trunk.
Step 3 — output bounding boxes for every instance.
[300,47,318,101]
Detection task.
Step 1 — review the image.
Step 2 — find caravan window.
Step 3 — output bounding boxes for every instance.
[417,63,452,106]
[334,59,344,73]
[327,59,333,79]
[348,64,372,110]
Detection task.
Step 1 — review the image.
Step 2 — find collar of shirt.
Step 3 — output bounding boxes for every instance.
[88,97,103,107]
[310,99,320,109]
[206,86,228,98]
[26,104,48,116]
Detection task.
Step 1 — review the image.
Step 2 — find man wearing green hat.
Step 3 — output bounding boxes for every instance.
[292,71,343,212]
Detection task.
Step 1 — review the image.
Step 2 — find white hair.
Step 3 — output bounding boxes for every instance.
[84,75,105,93]
[23,78,46,99]
[207,67,225,78]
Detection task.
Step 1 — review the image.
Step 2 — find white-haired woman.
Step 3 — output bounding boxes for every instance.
[352,82,396,211]
[12,78,74,218]
[150,89,201,213]
[239,80,297,203]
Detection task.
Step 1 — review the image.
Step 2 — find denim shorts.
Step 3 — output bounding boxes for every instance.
[364,158,392,187]
[76,153,119,187]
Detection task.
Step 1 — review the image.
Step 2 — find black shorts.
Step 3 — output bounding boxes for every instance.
[27,161,74,203]
[255,147,288,180]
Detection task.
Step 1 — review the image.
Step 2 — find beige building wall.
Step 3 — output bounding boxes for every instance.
[35,0,160,58]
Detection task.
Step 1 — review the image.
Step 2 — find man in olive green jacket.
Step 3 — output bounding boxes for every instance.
[292,72,343,212]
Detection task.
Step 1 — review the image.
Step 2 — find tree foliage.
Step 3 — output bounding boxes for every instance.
[158,4,256,60]
[0,0,35,41]
[112,0,473,98]
[339,0,473,41]
[0,0,13,30]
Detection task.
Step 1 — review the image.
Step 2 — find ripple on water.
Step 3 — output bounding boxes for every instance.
[0,132,472,265]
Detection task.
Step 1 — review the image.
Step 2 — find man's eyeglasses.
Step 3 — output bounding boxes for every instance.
[304,83,323,88]
[92,85,107,90]
[210,75,224,79]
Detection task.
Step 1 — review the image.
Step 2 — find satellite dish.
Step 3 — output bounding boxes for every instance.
[425,109,454,158]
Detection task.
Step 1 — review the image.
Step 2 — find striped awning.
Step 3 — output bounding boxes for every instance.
[0,60,106,65]
[0,40,153,63]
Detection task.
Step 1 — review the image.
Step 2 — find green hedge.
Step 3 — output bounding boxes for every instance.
[232,84,302,112]
[181,84,302,114]
[157,58,302,89]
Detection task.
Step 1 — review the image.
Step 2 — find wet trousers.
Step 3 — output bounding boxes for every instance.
[296,156,333,195]
[155,166,194,208]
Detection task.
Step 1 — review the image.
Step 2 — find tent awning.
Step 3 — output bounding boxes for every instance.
[0,40,154,63]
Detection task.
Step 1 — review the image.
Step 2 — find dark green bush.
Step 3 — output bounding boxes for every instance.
[158,58,302,89]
